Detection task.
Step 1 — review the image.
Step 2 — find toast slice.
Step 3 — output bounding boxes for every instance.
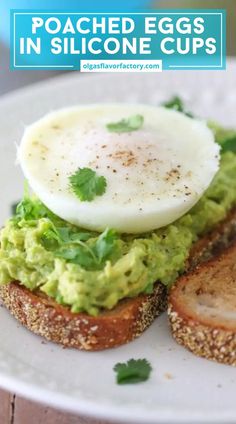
[1,208,236,351]
[0,281,166,351]
[168,240,236,366]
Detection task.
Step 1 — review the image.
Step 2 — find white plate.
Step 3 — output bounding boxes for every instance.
[1,62,236,424]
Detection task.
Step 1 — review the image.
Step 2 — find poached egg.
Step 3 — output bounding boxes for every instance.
[18,104,220,233]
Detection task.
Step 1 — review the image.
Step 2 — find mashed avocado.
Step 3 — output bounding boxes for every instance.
[1,125,236,316]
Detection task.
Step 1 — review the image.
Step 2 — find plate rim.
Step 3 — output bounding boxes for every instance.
[1,370,236,424]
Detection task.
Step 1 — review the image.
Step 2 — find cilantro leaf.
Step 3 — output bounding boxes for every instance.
[70,231,96,242]
[69,167,107,202]
[106,114,144,133]
[62,228,96,243]
[56,227,72,243]
[56,244,98,269]
[16,196,51,221]
[94,228,117,263]
[42,224,97,254]
[114,359,152,384]
[14,181,56,222]
[43,225,96,245]
[162,96,193,118]
[54,227,118,271]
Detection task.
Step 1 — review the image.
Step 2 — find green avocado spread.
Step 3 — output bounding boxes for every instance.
[1,122,236,316]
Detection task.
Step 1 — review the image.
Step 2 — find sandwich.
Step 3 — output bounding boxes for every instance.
[0,99,236,351]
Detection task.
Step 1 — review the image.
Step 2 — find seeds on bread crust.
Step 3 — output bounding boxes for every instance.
[0,282,166,351]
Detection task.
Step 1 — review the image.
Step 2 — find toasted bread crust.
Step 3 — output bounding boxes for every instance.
[0,281,166,350]
[187,207,236,270]
[1,208,236,351]
[168,242,236,366]
[168,303,236,366]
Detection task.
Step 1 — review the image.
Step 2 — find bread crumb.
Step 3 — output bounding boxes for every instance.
[164,372,174,380]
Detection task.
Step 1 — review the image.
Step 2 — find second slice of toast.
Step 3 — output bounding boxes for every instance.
[168,232,236,365]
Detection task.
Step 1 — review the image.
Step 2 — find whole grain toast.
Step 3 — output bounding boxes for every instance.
[1,208,236,351]
[168,228,236,365]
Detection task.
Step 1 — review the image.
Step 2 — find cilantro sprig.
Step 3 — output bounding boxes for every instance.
[16,198,51,221]
[49,227,118,271]
[106,114,144,133]
[162,96,193,118]
[14,182,55,222]
[114,359,152,384]
[69,167,107,202]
